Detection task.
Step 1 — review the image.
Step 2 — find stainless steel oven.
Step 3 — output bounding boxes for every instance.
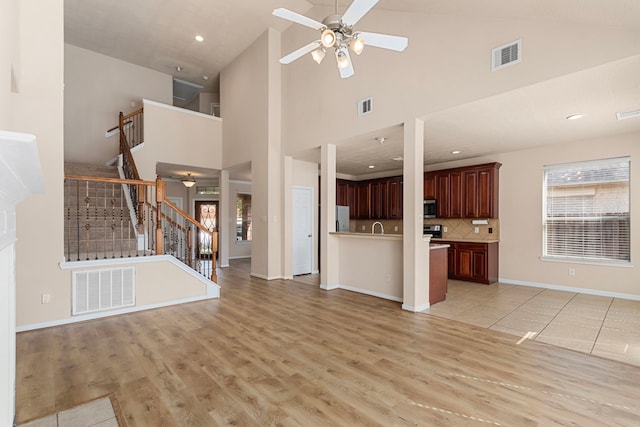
[423,224,442,239]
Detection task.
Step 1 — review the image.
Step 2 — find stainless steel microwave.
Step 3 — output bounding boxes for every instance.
[424,199,437,218]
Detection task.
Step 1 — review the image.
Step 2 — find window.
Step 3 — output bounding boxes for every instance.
[196,186,219,195]
[236,193,252,242]
[543,157,630,264]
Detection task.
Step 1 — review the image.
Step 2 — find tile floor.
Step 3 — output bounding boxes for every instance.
[21,397,119,427]
[425,280,640,367]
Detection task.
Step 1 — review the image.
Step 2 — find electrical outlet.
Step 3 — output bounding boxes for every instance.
[385,274,391,282]
[474,227,480,234]
[394,226,398,232]
[41,294,51,304]
[568,268,576,276]
[361,225,365,231]
[443,226,448,232]
[488,227,493,234]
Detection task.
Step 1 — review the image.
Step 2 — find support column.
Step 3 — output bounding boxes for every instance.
[282,155,293,279]
[402,118,430,312]
[320,144,339,290]
[219,169,230,268]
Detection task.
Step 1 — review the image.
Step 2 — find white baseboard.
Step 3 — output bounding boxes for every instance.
[16,294,218,332]
[500,277,640,301]
[250,272,282,280]
[228,256,251,260]
[338,285,403,303]
[402,302,430,312]
[320,284,340,290]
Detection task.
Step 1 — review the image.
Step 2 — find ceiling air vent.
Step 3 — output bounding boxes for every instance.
[492,39,521,71]
[616,109,640,121]
[358,97,373,116]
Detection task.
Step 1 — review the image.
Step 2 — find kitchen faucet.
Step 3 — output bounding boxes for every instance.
[372,221,384,235]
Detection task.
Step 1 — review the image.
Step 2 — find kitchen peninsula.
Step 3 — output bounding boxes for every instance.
[329,232,449,306]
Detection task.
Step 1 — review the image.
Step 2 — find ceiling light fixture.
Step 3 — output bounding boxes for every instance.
[202,75,209,81]
[376,137,386,144]
[350,34,365,55]
[195,35,204,42]
[451,150,462,154]
[392,156,403,161]
[321,29,337,48]
[566,114,583,120]
[336,49,351,69]
[311,47,326,64]
[176,66,183,72]
[368,165,375,169]
[182,173,196,188]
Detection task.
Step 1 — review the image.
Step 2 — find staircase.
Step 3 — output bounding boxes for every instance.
[64,162,145,261]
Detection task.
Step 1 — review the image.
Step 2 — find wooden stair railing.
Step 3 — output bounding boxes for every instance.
[64,175,218,283]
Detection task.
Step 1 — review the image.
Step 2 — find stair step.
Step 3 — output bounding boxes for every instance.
[65,162,120,178]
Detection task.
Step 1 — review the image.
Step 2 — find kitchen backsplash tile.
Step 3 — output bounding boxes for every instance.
[424,218,500,241]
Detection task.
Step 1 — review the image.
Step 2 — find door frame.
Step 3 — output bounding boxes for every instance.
[292,186,314,276]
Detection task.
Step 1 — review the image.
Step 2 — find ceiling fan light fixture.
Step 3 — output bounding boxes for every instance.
[350,35,365,55]
[311,47,326,64]
[321,29,336,48]
[336,49,351,69]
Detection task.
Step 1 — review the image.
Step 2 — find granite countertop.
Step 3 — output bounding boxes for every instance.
[431,237,500,244]
[429,243,450,250]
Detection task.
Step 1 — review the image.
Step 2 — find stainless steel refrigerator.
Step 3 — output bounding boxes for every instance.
[336,206,350,232]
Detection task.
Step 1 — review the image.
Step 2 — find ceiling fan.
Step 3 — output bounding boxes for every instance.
[273,0,408,78]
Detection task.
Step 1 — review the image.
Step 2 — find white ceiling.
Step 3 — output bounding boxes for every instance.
[65,0,640,179]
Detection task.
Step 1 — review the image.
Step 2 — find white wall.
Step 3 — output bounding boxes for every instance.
[137,100,223,181]
[425,132,640,297]
[280,7,640,155]
[64,44,172,164]
[221,29,283,279]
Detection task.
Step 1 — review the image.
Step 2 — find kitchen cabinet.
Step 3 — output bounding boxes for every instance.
[441,241,498,284]
[427,162,501,219]
[424,173,436,199]
[355,182,372,219]
[370,179,388,219]
[429,246,448,304]
[336,179,357,218]
[387,177,403,219]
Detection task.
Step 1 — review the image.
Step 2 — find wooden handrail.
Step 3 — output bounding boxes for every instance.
[64,174,156,186]
[164,199,216,237]
[106,119,132,134]
[122,107,143,121]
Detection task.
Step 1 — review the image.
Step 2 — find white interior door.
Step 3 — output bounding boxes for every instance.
[292,187,313,276]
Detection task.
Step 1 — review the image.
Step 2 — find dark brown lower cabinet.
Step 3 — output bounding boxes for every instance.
[441,241,498,284]
[429,247,448,304]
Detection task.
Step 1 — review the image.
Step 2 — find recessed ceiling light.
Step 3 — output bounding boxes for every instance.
[368,165,375,169]
[202,76,209,81]
[566,114,583,120]
[195,35,204,42]
[176,66,183,72]
[451,150,461,155]
[375,137,386,144]
[392,156,403,161]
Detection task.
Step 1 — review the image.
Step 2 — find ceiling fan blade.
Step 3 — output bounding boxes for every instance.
[342,0,379,27]
[357,31,408,51]
[336,48,355,79]
[280,41,321,64]
[273,8,325,30]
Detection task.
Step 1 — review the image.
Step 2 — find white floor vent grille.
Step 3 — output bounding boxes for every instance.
[73,267,135,315]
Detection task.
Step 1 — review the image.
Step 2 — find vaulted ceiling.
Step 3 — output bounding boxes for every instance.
[65,0,640,177]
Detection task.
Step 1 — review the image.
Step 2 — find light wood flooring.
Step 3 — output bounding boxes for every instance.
[16,261,640,426]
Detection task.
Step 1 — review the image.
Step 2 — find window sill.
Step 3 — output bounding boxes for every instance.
[539,256,632,268]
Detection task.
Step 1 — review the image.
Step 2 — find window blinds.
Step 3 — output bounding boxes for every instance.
[543,157,630,263]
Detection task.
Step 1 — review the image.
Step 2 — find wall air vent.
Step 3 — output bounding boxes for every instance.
[616,109,640,121]
[491,39,522,71]
[358,97,373,116]
[72,267,135,315]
